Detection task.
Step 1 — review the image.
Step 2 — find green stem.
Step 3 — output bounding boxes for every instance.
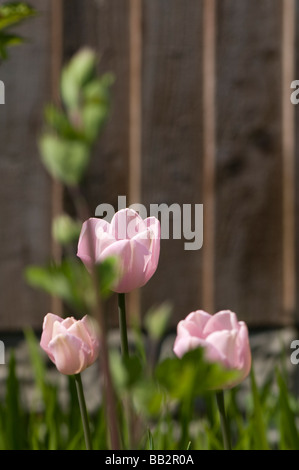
[118,293,129,357]
[74,373,92,450]
[216,390,232,450]
[118,292,133,449]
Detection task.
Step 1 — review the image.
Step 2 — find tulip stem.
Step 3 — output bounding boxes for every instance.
[216,390,232,450]
[74,373,93,450]
[118,293,129,357]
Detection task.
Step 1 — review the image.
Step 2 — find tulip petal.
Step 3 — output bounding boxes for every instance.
[80,315,100,364]
[205,330,239,369]
[52,319,69,338]
[173,309,251,389]
[176,319,202,340]
[61,317,77,329]
[173,336,203,358]
[68,318,99,366]
[236,322,251,379]
[77,218,109,269]
[111,208,147,240]
[100,238,150,293]
[48,333,90,375]
[40,313,63,361]
[143,220,161,280]
[184,311,212,338]
[203,310,239,337]
[78,209,161,293]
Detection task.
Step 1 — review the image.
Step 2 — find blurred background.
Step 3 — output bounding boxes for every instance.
[0,0,298,334]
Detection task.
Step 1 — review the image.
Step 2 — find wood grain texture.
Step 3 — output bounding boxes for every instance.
[282,0,295,319]
[63,0,130,215]
[295,0,299,325]
[202,0,216,315]
[215,0,285,326]
[0,0,52,329]
[141,0,203,326]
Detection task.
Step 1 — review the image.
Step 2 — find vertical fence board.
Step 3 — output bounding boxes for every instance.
[295,0,299,325]
[215,0,285,326]
[282,0,296,320]
[0,0,52,329]
[141,0,203,326]
[202,0,216,315]
[63,0,130,215]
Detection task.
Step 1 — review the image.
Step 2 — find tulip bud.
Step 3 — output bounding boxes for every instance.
[40,313,100,375]
[173,310,251,388]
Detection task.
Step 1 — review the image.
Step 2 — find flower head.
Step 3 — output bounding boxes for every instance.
[40,313,100,375]
[174,310,251,388]
[77,208,160,293]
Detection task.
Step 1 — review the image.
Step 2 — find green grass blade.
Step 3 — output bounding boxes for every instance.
[249,365,269,450]
[276,368,299,450]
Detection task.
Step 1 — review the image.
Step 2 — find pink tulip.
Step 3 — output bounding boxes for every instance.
[173,310,251,388]
[77,208,161,293]
[40,313,100,375]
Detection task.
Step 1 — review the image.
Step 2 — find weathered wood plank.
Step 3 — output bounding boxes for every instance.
[141,0,203,326]
[63,0,130,215]
[281,0,296,320]
[215,0,286,326]
[294,0,299,325]
[0,0,53,330]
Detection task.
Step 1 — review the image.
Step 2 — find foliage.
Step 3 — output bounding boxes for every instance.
[39,48,114,186]
[0,2,36,60]
[0,326,298,450]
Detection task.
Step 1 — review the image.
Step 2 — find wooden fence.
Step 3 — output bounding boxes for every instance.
[0,0,298,330]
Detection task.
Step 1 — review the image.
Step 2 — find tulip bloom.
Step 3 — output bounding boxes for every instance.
[173,310,251,387]
[77,208,161,293]
[40,313,100,375]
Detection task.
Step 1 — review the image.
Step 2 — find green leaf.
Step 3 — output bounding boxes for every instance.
[82,103,108,144]
[39,134,90,186]
[276,368,299,450]
[147,429,155,450]
[155,348,240,399]
[25,259,95,312]
[0,2,36,31]
[248,365,270,450]
[25,257,119,312]
[44,104,84,141]
[95,256,119,298]
[0,32,24,59]
[0,2,36,59]
[24,329,47,395]
[52,214,81,245]
[83,74,114,104]
[61,48,97,109]
[110,351,143,390]
[5,352,24,449]
[25,263,77,308]
[132,381,164,418]
[144,302,172,341]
